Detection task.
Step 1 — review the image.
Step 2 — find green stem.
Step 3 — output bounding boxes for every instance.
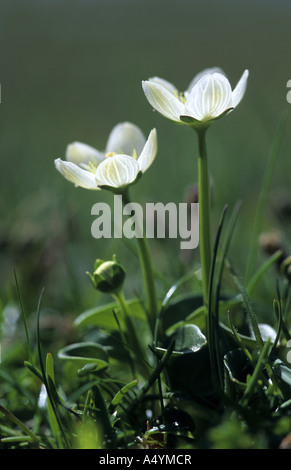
[136,235,158,328]
[127,339,175,415]
[239,339,272,408]
[122,189,158,331]
[196,129,212,306]
[113,290,151,379]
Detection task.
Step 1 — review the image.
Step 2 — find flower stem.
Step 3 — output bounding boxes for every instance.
[122,189,158,332]
[113,290,151,379]
[196,128,212,306]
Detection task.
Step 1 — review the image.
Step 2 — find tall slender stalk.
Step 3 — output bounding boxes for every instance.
[196,128,212,306]
[113,290,151,378]
[122,188,158,331]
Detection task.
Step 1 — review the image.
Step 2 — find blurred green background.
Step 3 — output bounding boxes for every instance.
[0,0,291,332]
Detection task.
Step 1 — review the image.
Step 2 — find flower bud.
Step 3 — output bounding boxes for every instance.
[87,255,126,294]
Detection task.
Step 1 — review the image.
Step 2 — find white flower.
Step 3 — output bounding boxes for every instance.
[54,122,157,191]
[142,67,249,128]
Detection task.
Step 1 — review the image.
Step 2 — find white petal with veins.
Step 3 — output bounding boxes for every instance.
[185,73,232,121]
[232,69,249,108]
[147,76,178,95]
[186,67,226,96]
[142,80,185,122]
[143,68,249,126]
[105,122,146,156]
[95,154,140,188]
[137,128,157,173]
[66,141,104,166]
[55,159,99,190]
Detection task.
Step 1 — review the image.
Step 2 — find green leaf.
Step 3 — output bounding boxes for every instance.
[174,324,207,352]
[227,258,264,352]
[246,250,283,297]
[155,324,207,357]
[220,322,273,350]
[109,379,138,412]
[91,385,114,445]
[180,115,202,125]
[154,270,202,346]
[273,359,291,387]
[14,269,33,364]
[180,108,233,128]
[46,353,63,449]
[35,288,70,449]
[128,339,176,414]
[74,298,146,330]
[0,405,40,445]
[164,293,243,336]
[240,339,273,407]
[58,342,109,373]
[24,361,43,382]
[77,363,100,377]
[161,294,206,334]
[224,349,250,388]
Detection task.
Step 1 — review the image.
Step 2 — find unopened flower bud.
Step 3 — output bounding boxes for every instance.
[87,255,126,294]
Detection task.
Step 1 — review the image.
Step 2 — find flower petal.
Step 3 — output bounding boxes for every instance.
[55,158,99,190]
[231,69,249,108]
[137,128,157,173]
[66,141,104,166]
[186,67,225,95]
[105,122,146,156]
[142,80,185,122]
[185,72,232,121]
[147,76,178,95]
[95,154,140,189]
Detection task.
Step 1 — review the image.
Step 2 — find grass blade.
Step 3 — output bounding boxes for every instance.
[228,259,264,351]
[0,405,40,445]
[14,269,33,364]
[109,379,138,414]
[45,353,64,449]
[92,385,114,446]
[240,339,272,407]
[246,112,287,281]
[154,269,198,347]
[207,204,229,394]
[129,339,175,414]
[229,261,284,397]
[35,287,70,449]
[246,250,283,297]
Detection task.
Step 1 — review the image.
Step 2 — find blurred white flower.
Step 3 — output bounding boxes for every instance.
[142,67,249,128]
[55,122,157,191]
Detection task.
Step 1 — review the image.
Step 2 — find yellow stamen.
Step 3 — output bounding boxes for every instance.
[105,152,116,158]
[173,90,186,104]
[88,161,98,173]
[179,92,186,104]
